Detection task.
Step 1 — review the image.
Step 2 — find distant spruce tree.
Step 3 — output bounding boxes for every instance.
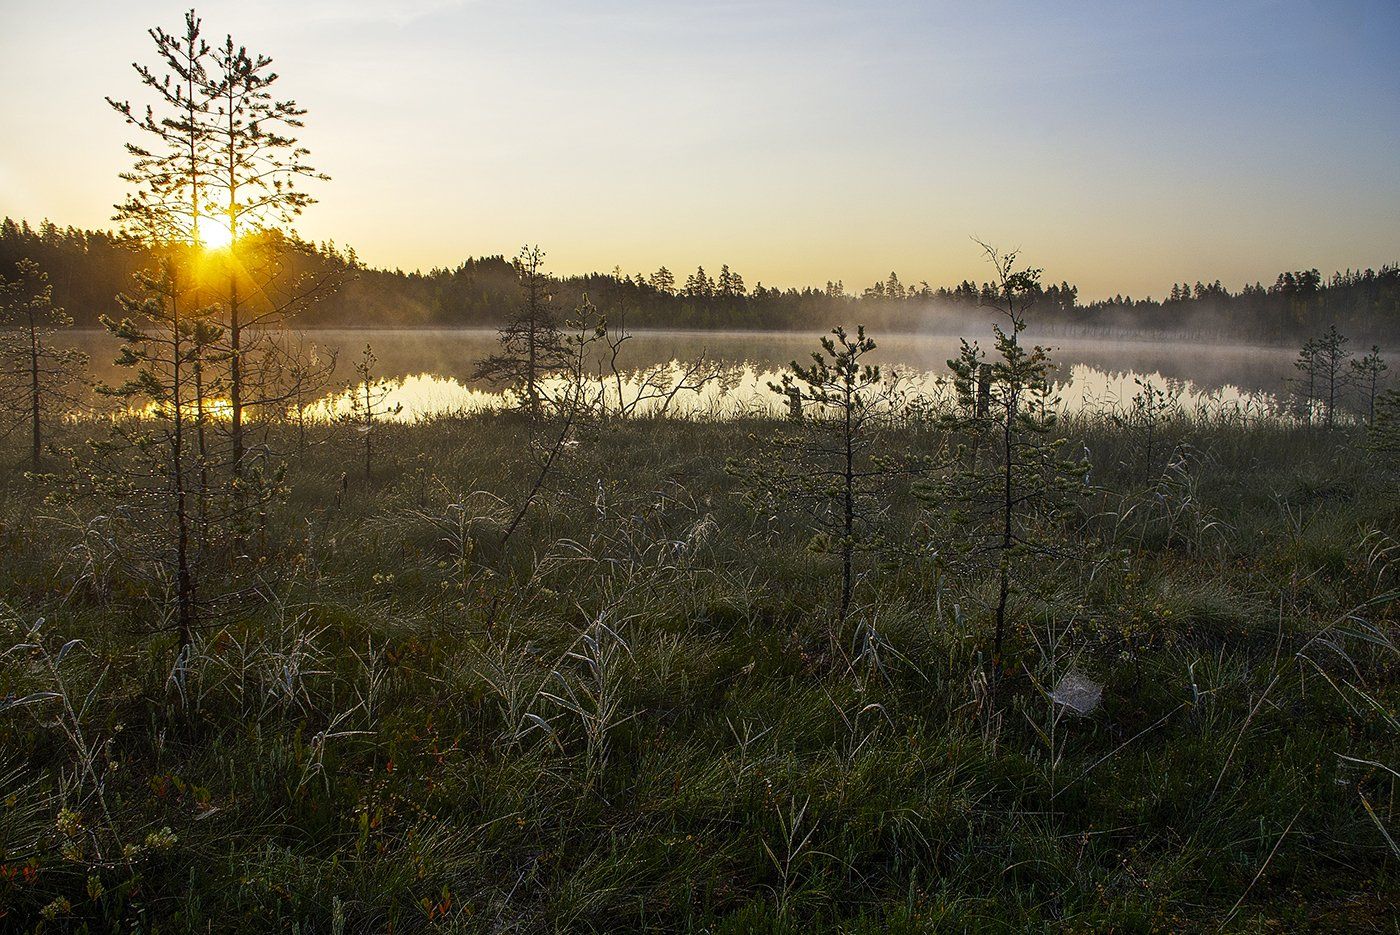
[884,271,906,301]
[0,259,86,470]
[683,266,714,300]
[648,266,675,296]
[915,244,1088,682]
[717,264,746,302]
[475,245,567,418]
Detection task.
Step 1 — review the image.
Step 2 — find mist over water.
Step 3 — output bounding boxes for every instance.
[66,327,1297,422]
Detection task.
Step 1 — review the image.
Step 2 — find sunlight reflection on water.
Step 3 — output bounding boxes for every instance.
[306,361,1282,424]
[64,328,1297,425]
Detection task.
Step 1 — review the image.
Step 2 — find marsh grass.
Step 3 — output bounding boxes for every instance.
[0,409,1395,931]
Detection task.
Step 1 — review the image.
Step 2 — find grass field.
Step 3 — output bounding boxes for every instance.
[1,407,1396,932]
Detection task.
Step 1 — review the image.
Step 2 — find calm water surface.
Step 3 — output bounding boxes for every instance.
[67,327,1296,421]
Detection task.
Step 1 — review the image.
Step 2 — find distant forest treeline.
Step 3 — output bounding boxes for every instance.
[3,217,1397,341]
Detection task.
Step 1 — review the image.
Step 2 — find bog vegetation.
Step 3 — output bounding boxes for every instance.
[0,9,1397,933]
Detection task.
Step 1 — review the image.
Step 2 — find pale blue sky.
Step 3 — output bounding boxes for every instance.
[1,0,1396,297]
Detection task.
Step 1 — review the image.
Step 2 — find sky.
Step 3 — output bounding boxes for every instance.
[1,0,1397,300]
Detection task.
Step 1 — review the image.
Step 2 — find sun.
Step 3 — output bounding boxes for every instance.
[198,221,234,251]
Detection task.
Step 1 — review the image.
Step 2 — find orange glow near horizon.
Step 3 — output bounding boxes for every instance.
[0,2,1396,300]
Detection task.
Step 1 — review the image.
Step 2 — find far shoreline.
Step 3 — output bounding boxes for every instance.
[60,323,1307,352]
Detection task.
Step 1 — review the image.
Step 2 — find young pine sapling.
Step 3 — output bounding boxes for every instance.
[731,325,903,634]
[1350,346,1388,426]
[343,344,401,483]
[915,244,1089,685]
[0,259,87,470]
[475,245,567,419]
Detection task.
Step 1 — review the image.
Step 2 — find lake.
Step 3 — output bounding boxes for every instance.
[65,327,1298,422]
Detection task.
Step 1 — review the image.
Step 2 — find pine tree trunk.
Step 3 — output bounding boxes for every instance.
[225,106,243,474]
[1307,365,1316,425]
[527,273,540,418]
[1143,420,1155,483]
[28,317,41,470]
[840,390,854,624]
[229,273,243,472]
[170,277,195,652]
[994,406,1014,678]
[363,382,373,481]
[1325,360,1335,428]
[194,360,209,552]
